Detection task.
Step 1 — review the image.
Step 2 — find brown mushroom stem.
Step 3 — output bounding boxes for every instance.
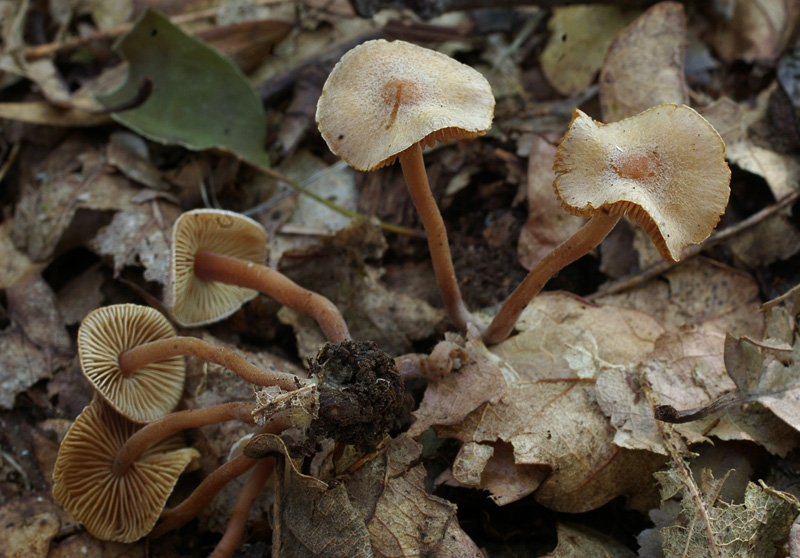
[149,453,258,538]
[483,213,620,345]
[118,337,302,390]
[113,402,256,478]
[149,414,294,539]
[399,143,476,332]
[209,457,274,558]
[193,250,351,344]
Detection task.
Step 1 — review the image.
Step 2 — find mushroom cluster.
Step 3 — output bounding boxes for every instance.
[53,209,404,555]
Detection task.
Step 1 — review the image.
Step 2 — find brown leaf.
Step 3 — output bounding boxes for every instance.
[707,0,800,63]
[545,523,636,557]
[409,336,508,437]
[1,275,73,409]
[539,5,640,96]
[517,134,585,270]
[599,1,688,122]
[0,493,70,558]
[344,435,482,558]
[197,18,292,74]
[433,294,666,511]
[0,220,42,290]
[596,258,763,339]
[246,433,372,557]
[47,533,146,558]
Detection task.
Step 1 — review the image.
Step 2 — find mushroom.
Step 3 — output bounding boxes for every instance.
[316,39,495,332]
[52,397,200,543]
[170,208,350,343]
[483,104,731,345]
[80,304,304,423]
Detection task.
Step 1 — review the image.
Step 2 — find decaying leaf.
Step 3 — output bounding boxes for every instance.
[596,328,800,457]
[430,293,667,510]
[656,465,797,557]
[596,258,764,339]
[545,522,636,557]
[539,5,639,96]
[599,1,688,122]
[98,9,271,168]
[47,533,146,558]
[726,141,800,200]
[517,134,585,270]
[0,492,74,558]
[0,275,73,409]
[707,0,800,63]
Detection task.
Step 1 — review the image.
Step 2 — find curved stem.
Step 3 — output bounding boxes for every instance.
[399,143,477,332]
[118,337,303,390]
[149,453,258,539]
[149,414,296,539]
[194,251,351,344]
[210,457,274,558]
[483,213,620,346]
[113,402,256,477]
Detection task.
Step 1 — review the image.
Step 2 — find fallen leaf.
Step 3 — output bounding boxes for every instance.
[657,466,797,557]
[0,493,71,558]
[345,435,482,558]
[726,141,800,199]
[197,18,292,74]
[539,5,639,96]
[0,220,42,290]
[47,533,146,558]
[98,9,271,167]
[596,258,763,339]
[433,293,667,510]
[707,0,800,63]
[545,522,636,557]
[599,1,688,122]
[517,133,585,270]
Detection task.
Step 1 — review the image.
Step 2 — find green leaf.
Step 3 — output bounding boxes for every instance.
[98,8,269,167]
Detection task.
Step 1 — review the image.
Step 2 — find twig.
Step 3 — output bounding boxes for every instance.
[591,189,800,298]
[22,0,288,61]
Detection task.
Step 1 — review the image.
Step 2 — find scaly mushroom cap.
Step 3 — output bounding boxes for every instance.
[52,398,200,543]
[316,39,495,171]
[170,209,267,326]
[79,304,184,423]
[553,104,731,261]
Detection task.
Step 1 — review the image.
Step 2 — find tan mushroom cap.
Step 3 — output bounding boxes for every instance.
[79,304,184,423]
[170,209,267,326]
[316,39,495,171]
[553,104,731,262]
[53,398,200,543]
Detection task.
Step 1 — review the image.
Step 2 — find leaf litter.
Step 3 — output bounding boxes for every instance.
[2,0,800,556]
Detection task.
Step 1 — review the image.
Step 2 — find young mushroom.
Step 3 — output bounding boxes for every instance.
[170,208,351,343]
[80,304,304,423]
[483,104,731,345]
[316,39,495,332]
[52,398,201,542]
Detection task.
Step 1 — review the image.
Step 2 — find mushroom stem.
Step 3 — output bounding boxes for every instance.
[150,453,258,538]
[193,250,351,344]
[118,337,303,390]
[113,402,257,478]
[149,414,294,539]
[209,457,274,558]
[399,143,477,332]
[483,213,620,345]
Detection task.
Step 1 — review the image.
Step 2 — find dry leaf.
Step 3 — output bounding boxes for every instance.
[56,265,105,326]
[433,293,667,510]
[245,433,372,557]
[0,493,73,558]
[540,5,639,96]
[726,141,800,199]
[545,522,636,557]
[599,1,688,122]
[47,533,146,558]
[0,220,42,290]
[596,258,763,339]
[707,0,800,63]
[1,275,73,409]
[344,435,483,558]
[517,133,585,270]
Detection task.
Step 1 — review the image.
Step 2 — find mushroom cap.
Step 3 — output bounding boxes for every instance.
[170,208,267,326]
[52,398,200,543]
[316,39,495,171]
[553,104,731,261]
[79,304,185,423]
